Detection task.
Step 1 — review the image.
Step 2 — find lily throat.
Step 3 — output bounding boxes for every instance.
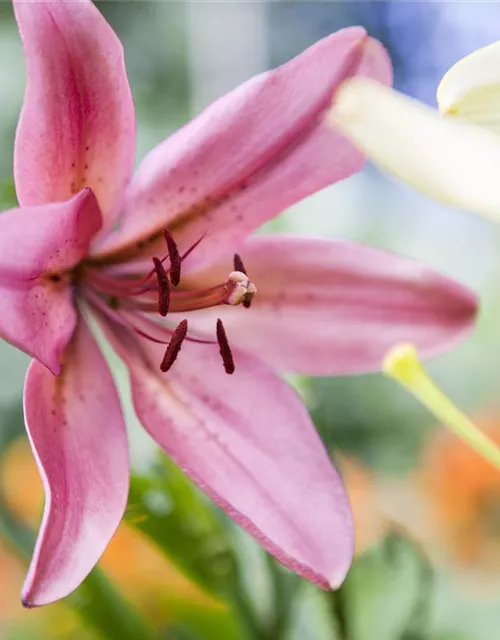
[80,229,257,374]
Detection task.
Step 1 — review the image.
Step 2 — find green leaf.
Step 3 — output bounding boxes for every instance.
[127,457,296,640]
[126,457,238,595]
[68,569,158,640]
[328,530,434,640]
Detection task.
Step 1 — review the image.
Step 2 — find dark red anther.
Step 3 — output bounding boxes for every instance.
[152,257,170,317]
[160,319,188,372]
[233,253,247,275]
[216,318,235,374]
[233,254,252,308]
[164,230,181,286]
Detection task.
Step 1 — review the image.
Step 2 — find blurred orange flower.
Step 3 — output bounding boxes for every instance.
[418,415,500,570]
[339,456,389,555]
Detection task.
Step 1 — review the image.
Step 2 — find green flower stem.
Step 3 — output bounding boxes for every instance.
[383,344,500,470]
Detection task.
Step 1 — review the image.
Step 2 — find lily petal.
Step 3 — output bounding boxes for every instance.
[0,189,101,375]
[14,0,135,235]
[97,28,391,269]
[103,323,354,590]
[22,319,129,607]
[438,41,500,134]
[329,78,500,223]
[178,236,477,375]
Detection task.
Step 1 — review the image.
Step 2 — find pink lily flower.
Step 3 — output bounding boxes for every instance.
[2,0,476,607]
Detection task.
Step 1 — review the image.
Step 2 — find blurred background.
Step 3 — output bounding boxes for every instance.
[1,1,500,639]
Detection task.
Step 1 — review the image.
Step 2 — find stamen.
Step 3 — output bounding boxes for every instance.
[233,254,253,308]
[233,253,247,275]
[164,230,181,286]
[383,343,500,470]
[135,234,207,286]
[152,257,170,317]
[216,318,235,374]
[84,228,255,374]
[160,319,188,372]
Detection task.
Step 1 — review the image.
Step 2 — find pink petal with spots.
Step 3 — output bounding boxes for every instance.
[97,29,391,269]
[14,0,135,236]
[181,235,478,374]
[100,320,353,590]
[0,188,101,375]
[22,320,129,606]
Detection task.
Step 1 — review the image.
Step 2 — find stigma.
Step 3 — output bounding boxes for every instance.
[226,271,257,307]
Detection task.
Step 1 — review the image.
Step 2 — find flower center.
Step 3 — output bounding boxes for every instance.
[82,230,256,374]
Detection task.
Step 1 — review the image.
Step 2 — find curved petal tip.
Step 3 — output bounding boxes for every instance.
[22,321,129,606]
[21,597,35,609]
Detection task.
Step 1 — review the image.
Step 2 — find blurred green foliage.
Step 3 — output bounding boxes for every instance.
[336,530,434,640]
[310,374,432,474]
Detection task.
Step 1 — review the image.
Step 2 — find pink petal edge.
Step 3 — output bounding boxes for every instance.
[14,0,136,237]
[22,319,129,607]
[98,318,354,590]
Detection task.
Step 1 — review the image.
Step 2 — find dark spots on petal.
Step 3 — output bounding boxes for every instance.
[178,185,186,194]
[136,232,158,250]
[85,145,90,151]
[84,164,89,170]
[71,162,75,168]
